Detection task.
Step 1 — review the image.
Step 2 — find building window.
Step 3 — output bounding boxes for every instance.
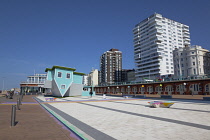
[193,62,195,65]
[66,73,70,79]
[58,72,62,78]
[61,85,65,89]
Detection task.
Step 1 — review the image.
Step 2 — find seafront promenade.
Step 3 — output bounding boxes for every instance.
[1,94,210,140]
[0,95,78,140]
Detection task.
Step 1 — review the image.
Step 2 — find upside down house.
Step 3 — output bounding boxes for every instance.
[44,66,85,97]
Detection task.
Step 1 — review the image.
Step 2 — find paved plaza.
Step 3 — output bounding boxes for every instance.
[36,95,210,140]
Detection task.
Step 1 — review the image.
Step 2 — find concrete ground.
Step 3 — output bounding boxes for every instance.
[36,95,210,140]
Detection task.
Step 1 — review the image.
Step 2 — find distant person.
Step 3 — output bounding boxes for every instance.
[89,90,93,98]
[6,91,9,99]
[9,91,14,99]
[103,92,107,99]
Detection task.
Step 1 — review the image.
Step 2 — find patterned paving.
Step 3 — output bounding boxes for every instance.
[36,95,210,140]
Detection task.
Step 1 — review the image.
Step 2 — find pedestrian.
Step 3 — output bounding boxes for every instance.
[103,92,107,99]
[6,91,9,99]
[89,90,93,98]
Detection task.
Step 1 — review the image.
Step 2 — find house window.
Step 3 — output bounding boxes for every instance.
[61,85,65,89]
[66,73,70,79]
[58,72,62,78]
[193,62,195,65]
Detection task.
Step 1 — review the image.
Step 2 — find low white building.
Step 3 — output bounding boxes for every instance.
[88,69,98,86]
[173,45,210,79]
[83,75,89,86]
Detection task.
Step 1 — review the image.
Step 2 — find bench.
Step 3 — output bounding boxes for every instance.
[45,98,57,101]
[148,101,174,108]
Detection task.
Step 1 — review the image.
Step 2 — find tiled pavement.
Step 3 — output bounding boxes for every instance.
[0,95,79,140]
[35,95,210,140]
[1,94,210,140]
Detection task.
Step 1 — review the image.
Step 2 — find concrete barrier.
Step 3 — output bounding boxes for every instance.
[161,95,172,99]
[203,97,210,101]
[135,95,146,98]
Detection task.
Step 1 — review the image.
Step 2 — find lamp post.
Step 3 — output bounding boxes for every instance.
[116,86,119,94]
[2,77,5,94]
[128,86,130,94]
[183,83,186,95]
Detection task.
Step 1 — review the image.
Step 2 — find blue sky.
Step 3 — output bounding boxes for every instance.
[0,0,210,90]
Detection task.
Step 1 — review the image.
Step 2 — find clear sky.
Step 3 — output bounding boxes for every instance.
[0,0,210,90]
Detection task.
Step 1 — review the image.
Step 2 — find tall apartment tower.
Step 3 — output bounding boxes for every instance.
[100,48,122,85]
[133,13,190,81]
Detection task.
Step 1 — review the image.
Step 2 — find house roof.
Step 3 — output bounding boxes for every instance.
[45,65,85,75]
[45,65,76,72]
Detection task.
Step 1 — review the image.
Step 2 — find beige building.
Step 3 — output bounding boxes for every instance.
[173,45,210,79]
[88,69,99,86]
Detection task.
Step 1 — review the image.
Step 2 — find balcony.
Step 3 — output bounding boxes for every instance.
[133,28,139,34]
[133,35,141,40]
[184,38,190,41]
[137,59,161,67]
[20,81,46,85]
[182,27,189,32]
[183,34,190,38]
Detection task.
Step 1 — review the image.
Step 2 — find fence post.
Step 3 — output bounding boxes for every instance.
[11,105,16,126]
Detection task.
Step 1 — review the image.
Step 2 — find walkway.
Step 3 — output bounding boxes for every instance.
[36,95,210,140]
[1,94,210,140]
[0,95,79,140]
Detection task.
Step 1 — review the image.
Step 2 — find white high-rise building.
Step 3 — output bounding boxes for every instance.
[133,13,190,81]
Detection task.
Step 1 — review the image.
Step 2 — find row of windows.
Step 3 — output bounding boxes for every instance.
[58,72,71,79]
[175,62,197,68]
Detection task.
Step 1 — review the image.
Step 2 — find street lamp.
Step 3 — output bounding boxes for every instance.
[2,77,5,94]
[183,83,186,95]
[128,86,130,94]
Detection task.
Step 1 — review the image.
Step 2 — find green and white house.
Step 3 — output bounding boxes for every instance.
[44,66,90,97]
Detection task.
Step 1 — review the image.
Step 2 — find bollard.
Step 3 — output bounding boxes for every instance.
[11,105,16,126]
[19,97,22,105]
[17,99,20,110]
[21,93,23,101]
